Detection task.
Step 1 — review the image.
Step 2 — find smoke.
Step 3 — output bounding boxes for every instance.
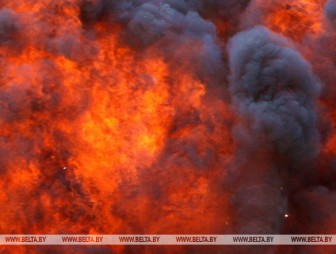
[325,0,336,24]
[229,26,320,165]
[0,8,21,44]
[228,25,320,238]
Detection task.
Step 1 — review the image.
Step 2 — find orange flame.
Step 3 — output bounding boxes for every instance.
[0,1,235,253]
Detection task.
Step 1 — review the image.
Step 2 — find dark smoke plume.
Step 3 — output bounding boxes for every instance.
[228,25,320,236]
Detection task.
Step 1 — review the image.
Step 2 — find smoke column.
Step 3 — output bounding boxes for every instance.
[228,24,320,232]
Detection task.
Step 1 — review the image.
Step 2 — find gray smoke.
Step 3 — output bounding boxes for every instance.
[228,25,320,237]
[0,8,21,45]
[229,25,320,165]
[325,0,336,25]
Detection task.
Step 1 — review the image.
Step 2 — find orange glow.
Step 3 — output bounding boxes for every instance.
[2,0,336,253]
[256,0,326,40]
[0,1,234,253]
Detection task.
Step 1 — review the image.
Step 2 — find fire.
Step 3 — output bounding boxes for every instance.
[0,0,336,253]
[0,0,235,253]
[268,0,325,39]
[245,0,326,41]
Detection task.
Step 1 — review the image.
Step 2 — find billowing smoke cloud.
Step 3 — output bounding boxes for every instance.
[0,8,21,44]
[325,0,336,24]
[229,26,320,164]
[228,25,320,237]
